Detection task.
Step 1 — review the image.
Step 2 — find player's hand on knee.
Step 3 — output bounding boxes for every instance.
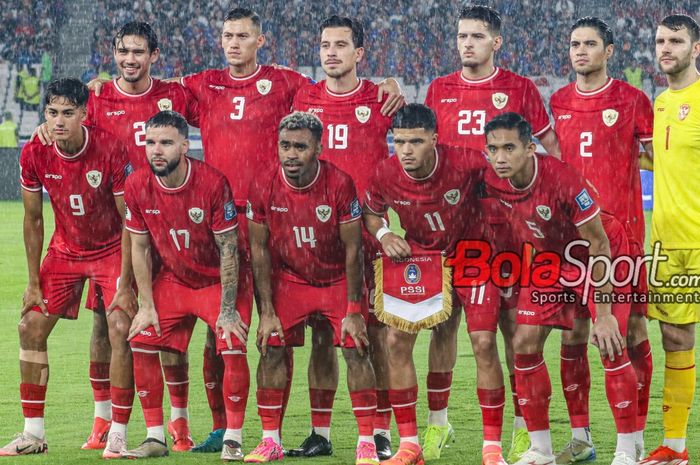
[31,123,52,146]
[216,308,249,350]
[127,304,160,340]
[341,313,370,356]
[591,314,624,361]
[87,77,111,96]
[257,312,284,356]
[380,233,412,260]
[107,286,138,319]
[377,78,405,116]
[21,284,47,317]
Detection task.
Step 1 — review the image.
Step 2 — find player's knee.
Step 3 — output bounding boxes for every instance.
[107,315,130,341]
[470,332,497,360]
[261,346,286,368]
[386,331,412,361]
[626,314,648,346]
[342,347,369,366]
[18,317,49,346]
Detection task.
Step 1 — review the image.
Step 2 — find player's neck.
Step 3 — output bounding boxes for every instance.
[325,72,360,94]
[412,154,437,179]
[160,158,189,188]
[228,61,259,78]
[284,160,319,188]
[461,62,496,81]
[116,75,152,95]
[56,127,86,155]
[576,70,609,92]
[666,66,700,91]
[511,158,535,189]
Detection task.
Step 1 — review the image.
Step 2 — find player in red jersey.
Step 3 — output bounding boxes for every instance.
[0,79,136,457]
[121,111,248,460]
[549,17,654,463]
[364,104,505,465]
[244,112,377,464]
[424,7,560,458]
[483,113,634,465]
[290,15,394,459]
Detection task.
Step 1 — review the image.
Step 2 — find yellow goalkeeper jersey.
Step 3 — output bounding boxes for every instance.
[652,77,700,249]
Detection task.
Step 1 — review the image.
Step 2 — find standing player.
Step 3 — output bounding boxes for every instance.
[122,111,248,460]
[245,112,378,465]
[549,17,654,463]
[0,78,136,456]
[364,104,505,465]
[483,112,632,465]
[639,14,700,465]
[290,15,393,459]
[424,6,559,460]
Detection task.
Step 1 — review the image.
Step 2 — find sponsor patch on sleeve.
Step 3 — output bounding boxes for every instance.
[575,188,594,211]
[350,198,362,218]
[125,163,134,177]
[125,205,132,221]
[224,201,236,221]
[245,201,253,220]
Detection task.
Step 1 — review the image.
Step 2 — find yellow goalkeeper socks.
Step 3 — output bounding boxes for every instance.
[662,349,696,445]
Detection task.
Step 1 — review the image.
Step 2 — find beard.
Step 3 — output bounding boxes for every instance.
[659,52,693,76]
[323,64,353,80]
[574,61,605,77]
[150,157,180,177]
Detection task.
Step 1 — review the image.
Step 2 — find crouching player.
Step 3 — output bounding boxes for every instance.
[245,111,378,464]
[122,110,250,460]
[483,112,639,465]
[363,104,506,465]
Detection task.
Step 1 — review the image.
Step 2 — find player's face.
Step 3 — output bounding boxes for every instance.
[392,128,438,174]
[44,97,87,142]
[320,27,364,79]
[457,19,502,68]
[655,25,700,76]
[278,128,321,180]
[114,35,159,83]
[570,27,612,76]
[145,126,189,177]
[221,19,264,67]
[485,128,535,179]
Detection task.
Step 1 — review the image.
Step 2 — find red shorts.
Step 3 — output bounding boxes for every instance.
[455,281,501,332]
[32,250,121,319]
[130,278,251,353]
[267,277,368,348]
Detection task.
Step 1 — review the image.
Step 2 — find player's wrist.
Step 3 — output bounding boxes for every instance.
[375,226,392,242]
[346,300,362,315]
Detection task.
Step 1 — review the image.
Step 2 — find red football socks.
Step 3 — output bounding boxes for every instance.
[629,339,653,431]
[602,351,638,433]
[560,343,590,428]
[350,389,377,436]
[478,386,505,441]
[222,353,250,430]
[310,388,336,429]
[202,347,226,431]
[390,386,419,439]
[427,371,452,412]
[89,362,111,403]
[515,353,551,431]
[132,348,164,427]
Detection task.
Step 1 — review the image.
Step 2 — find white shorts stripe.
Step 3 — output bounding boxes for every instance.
[131,347,159,354]
[221,350,245,355]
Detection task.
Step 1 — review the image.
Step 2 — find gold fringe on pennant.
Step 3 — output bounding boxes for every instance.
[373,255,453,334]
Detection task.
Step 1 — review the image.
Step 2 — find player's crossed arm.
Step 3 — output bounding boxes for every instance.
[362,207,411,260]
[127,231,160,340]
[214,228,248,349]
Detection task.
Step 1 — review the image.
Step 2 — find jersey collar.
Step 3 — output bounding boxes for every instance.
[575,76,614,97]
[401,149,440,182]
[325,79,364,98]
[281,161,321,191]
[156,157,192,193]
[460,67,499,85]
[54,125,90,160]
[113,77,154,97]
[228,65,262,82]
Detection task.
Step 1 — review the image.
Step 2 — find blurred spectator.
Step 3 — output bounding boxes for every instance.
[624,61,643,89]
[19,67,41,111]
[0,112,19,148]
[40,50,53,90]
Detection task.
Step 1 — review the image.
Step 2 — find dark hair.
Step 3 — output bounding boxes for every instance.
[113,21,158,53]
[484,112,532,146]
[459,5,502,35]
[279,111,323,143]
[571,16,614,47]
[392,104,437,132]
[44,78,89,107]
[320,15,364,48]
[145,111,189,138]
[224,7,261,31]
[660,14,700,43]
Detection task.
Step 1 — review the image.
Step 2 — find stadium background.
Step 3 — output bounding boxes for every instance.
[0,0,698,463]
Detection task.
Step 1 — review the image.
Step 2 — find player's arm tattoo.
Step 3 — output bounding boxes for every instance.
[214,229,240,321]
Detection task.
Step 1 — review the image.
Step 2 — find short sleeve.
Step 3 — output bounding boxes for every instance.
[635,90,654,143]
[124,177,148,234]
[210,175,238,234]
[110,140,131,196]
[19,146,42,192]
[522,79,552,137]
[181,71,206,102]
[246,176,268,224]
[335,174,361,224]
[84,91,97,127]
[364,167,389,215]
[424,80,436,108]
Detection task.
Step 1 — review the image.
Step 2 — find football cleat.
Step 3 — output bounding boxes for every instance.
[82,417,111,450]
[167,418,194,452]
[421,423,454,460]
[380,442,425,465]
[507,427,530,463]
[511,447,556,465]
[609,451,636,465]
[375,432,393,461]
[121,437,169,459]
[192,428,224,453]
[356,440,380,465]
[244,438,284,463]
[638,445,689,465]
[0,432,47,456]
[221,439,244,462]
[555,438,596,464]
[287,429,333,457]
[102,431,127,459]
[482,444,507,465]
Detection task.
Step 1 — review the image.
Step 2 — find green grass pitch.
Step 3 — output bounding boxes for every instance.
[0,201,696,464]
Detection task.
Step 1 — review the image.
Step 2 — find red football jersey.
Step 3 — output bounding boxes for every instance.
[20,125,128,259]
[292,79,392,198]
[550,77,653,245]
[86,78,198,171]
[485,154,601,257]
[365,146,489,254]
[125,158,238,289]
[247,160,362,286]
[182,65,309,206]
[426,68,551,152]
